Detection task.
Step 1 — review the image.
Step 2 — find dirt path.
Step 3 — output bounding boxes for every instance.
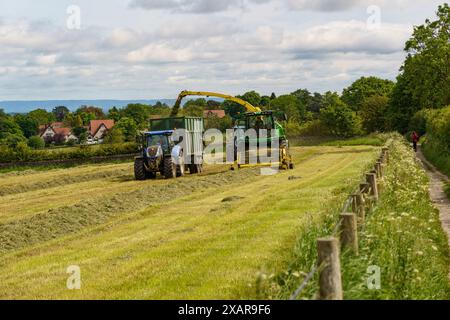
[416,147,450,279]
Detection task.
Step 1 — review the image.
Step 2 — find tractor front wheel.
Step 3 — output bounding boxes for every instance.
[164,157,177,179]
[134,158,147,181]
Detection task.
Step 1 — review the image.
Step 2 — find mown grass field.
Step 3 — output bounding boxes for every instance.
[0,145,384,299]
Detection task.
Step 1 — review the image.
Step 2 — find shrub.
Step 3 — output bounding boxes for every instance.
[27,136,45,149]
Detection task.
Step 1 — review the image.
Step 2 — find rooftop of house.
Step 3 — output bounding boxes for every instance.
[204,110,226,118]
[89,119,115,135]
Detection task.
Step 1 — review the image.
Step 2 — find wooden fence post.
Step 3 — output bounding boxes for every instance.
[376,161,383,178]
[366,173,379,201]
[382,147,389,164]
[317,237,343,300]
[352,193,365,225]
[339,213,358,254]
[360,183,369,194]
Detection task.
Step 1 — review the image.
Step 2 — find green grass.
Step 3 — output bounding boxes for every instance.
[0,146,378,299]
[422,143,450,178]
[341,139,450,299]
[320,136,386,147]
[266,136,450,300]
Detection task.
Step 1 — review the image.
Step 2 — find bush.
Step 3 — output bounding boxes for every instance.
[0,142,139,163]
[422,106,450,176]
[320,93,362,137]
[27,136,45,149]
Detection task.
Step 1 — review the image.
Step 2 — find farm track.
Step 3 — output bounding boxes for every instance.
[0,146,378,299]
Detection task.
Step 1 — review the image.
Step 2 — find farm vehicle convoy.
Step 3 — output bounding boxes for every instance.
[134,91,294,180]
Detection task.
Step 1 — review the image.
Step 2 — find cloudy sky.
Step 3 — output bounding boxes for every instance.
[0,0,445,100]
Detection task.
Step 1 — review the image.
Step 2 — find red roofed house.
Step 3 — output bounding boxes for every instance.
[204,110,226,119]
[39,123,78,144]
[89,120,115,141]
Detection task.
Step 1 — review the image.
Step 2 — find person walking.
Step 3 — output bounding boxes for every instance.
[412,131,419,152]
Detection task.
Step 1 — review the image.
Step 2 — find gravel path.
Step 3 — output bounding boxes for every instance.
[416,147,450,280]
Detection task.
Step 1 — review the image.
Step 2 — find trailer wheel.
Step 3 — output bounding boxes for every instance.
[164,157,177,179]
[134,158,147,181]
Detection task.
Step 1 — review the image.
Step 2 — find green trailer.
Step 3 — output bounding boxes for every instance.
[134,116,204,180]
[150,117,204,171]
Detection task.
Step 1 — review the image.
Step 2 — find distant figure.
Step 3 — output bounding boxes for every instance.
[412,131,419,152]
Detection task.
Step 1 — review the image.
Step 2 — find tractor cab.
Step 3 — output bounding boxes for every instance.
[143,130,174,157]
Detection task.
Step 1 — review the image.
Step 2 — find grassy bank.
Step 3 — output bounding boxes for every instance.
[343,138,450,299]
[266,136,450,300]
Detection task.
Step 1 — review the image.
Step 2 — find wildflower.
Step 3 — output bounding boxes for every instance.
[432,246,438,251]
[416,251,424,256]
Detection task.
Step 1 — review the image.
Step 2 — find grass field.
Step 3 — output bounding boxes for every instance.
[0,146,381,299]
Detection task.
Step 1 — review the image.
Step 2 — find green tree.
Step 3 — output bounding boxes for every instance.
[238,91,261,107]
[107,106,122,122]
[52,106,70,122]
[360,95,390,133]
[388,4,450,132]
[104,127,125,144]
[0,117,25,140]
[27,136,45,149]
[14,114,39,138]
[223,100,246,118]
[320,92,361,137]
[28,108,55,125]
[342,76,394,111]
[122,104,151,129]
[270,95,305,121]
[115,117,138,142]
[183,104,204,117]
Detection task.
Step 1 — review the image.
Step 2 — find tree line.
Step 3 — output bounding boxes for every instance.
[0,4,448,151]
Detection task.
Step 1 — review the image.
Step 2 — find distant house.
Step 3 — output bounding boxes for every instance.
[204,110,226,119]
[39,123,78,144]
[89,120,115,140]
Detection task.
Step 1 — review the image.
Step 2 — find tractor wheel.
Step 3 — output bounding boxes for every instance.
[134,158,147,181]
[163,157,177,179]
[189,164,197,174]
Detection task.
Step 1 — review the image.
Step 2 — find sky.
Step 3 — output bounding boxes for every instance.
[0,0,445,101]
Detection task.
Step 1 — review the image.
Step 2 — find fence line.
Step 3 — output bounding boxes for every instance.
[289,141,392,300]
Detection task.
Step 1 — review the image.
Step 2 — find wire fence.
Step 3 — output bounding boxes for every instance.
[288,148,383,300]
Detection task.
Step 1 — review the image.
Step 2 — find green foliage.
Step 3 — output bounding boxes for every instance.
[115,117,138,142]
[290,89,324,115]
[75,106,105,125]
[270,94,305,121]
[342,76,394,112]
[422,106,450,176]
[0,142,139,163]
[388,4,450,132]
[360,95,390,133]
[27,136,45,149]
[104,127,125,144]
[121,104,151,129]
[205,115,233,132]
[27,109,55,125]
[238,91,261,107]
[52,106,70,122]
[182,103,204,117]
[13,114,39,138]
[223,100,246,118]
[0,117,25,141]
[319,92,361,137]
[343,139,450,299]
